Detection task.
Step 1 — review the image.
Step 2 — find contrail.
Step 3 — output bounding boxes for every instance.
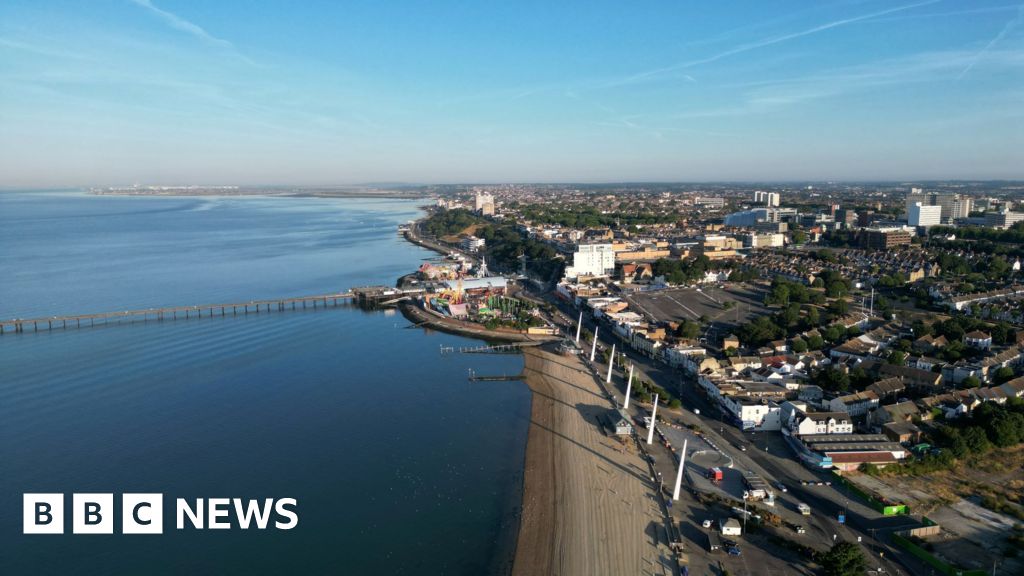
[958,4,1024,80]
[611,0,940,87]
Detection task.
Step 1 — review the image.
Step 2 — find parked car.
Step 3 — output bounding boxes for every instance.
[702,519,712,528]
[727,546,742,556]
[795,525,806,534]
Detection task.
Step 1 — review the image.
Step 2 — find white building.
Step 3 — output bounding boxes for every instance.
[906,192,972,222]
[741,233,785,248]
[461,236,486,252]
[828,391,880,417]
[908,202,941,228]
[564,243,616,278]
[791,411,854,435]
[720,397,781,430]
[720,518,742,536]
[753,191,780,207]
[474,191,495,216]
[665,345,708,368]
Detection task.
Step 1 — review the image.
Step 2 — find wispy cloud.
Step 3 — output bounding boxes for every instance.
[128,0,233,48]
[670,47,1024,120]
[857,4,1023,24]
[0,37,95,61]
[958,3,1024,79]
[127,0,258,67]
[604,0,940,88]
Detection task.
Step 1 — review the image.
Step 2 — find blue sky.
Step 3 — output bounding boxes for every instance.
[1,0,1022,186]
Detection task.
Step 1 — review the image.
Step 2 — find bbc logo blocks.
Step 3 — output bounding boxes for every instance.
[23,493,163,534]
[22,494,63,534]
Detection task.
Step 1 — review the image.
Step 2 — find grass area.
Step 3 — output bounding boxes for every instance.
[869,445,1024,519]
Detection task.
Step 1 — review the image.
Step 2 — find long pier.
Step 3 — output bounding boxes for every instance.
[1,286,424,335]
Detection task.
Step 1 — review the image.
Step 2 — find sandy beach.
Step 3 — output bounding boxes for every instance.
[512,347,675,576]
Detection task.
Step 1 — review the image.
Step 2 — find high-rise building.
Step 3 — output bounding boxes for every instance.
[474,190,495,216]
[835,209,857,228]
[753,191,780,207]
[564,243,616,278]
[985,210,1024,229]
[908,202,941,228]
[905,191,972,222]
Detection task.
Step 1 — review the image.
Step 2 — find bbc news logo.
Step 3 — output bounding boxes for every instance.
[23,494,298,534]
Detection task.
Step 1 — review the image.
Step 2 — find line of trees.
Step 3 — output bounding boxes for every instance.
[421,208,483,237]
[513,204,676,229]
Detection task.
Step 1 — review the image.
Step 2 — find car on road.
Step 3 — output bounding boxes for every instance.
[734,442,747,452]
[726,546,742,556]
[702,519,712,528]
[794,525,806,534]
[775,482,787,493]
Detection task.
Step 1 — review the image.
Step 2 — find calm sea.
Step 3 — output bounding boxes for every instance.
[0,191,530,575]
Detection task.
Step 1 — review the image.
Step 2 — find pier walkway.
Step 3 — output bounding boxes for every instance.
[1,286,424,335]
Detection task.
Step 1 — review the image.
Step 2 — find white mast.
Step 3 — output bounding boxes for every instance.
[606,343,616,383]
[590,326,599,362]
[575,311,583,344]
[647,393,659,445]
[624,364,634,410]
[673,439,688,501]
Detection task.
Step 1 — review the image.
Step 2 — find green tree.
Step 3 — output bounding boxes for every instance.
[911,319,932,337]
[805,306,822,327]
[829,298,849,316]
[994,366,1016,384]
[820,541,867,576]
[823,324,846,344]
[813,368,850,393]
[887,351,907,365]
[677,321,701,340]
[807,334,825,350]
[961,376,981,388]
[791,338,808,353]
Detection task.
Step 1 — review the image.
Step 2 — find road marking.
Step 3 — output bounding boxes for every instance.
[666,294,701,320]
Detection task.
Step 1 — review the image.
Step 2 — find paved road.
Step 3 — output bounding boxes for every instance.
[539,295,925,575]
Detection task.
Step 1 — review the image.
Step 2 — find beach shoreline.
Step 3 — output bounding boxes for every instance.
[511,346,673,576]
[399,214,670,575]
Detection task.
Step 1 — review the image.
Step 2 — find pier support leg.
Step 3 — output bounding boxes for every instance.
[590,326,599,362]
[575,311,583,344]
